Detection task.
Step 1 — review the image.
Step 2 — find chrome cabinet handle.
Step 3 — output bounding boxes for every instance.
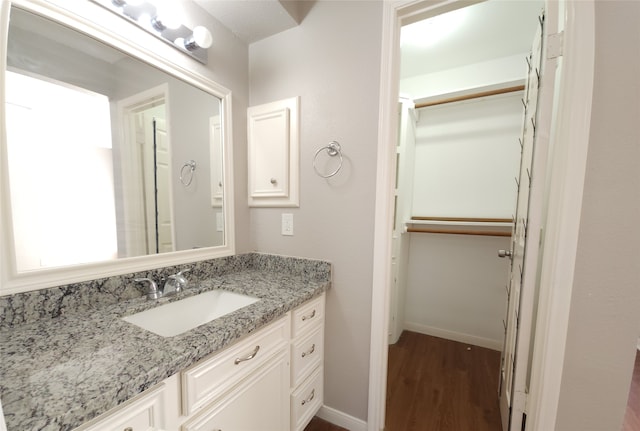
[301,388,315,406]
[302,310,316,321]
[234,345,260,365]
[302,344,316,358]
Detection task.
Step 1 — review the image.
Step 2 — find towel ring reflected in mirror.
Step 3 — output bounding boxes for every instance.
[180,160,196,186]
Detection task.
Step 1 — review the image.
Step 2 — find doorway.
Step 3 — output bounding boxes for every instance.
[381,1,542,429]
[116,84,175,258]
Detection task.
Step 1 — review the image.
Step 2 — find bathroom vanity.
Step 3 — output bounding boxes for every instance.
[0,253,330,431]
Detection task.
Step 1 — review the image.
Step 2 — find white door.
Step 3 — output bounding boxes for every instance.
[139,106,174,254]
[499,11,561,431]
[152,117,174,253]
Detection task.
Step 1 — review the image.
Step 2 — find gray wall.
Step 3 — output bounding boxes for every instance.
[248,0,383,421]
[180,1,251,254]
[554,1,640,429]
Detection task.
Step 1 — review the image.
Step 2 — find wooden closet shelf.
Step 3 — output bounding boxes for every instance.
[406,227,511,238]
[411,216,513,223]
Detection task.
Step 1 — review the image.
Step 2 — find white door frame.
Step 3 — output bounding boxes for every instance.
[368,1,595,430]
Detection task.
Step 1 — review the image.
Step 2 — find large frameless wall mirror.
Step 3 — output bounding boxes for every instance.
[0,0,235,294]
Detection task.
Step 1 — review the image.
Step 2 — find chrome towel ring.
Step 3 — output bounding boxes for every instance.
[313,141,343,178]
[180,160,196,186]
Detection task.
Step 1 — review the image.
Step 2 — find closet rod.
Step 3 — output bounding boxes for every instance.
[407,227,511,237]
[415,85,525,109]
[411,216,513,223]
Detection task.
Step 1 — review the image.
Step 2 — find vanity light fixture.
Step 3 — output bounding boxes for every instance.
[92,0,212,64]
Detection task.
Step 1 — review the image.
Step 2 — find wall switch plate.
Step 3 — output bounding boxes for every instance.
[281,213,294,236]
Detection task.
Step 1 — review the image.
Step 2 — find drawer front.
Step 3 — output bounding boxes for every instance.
[78,383,167,431]
[182,314,290,415]
[291,326,324,388]
[182,350,290,431]
[291,294,324,338]
[290,365,323,431]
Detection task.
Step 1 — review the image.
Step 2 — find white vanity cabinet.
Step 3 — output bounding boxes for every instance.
[247,96,300,208]
[290,294,325,431]
[73,294,325,431]
[180,350,290,431]
[179,314,291,431]
[74,382,170,431]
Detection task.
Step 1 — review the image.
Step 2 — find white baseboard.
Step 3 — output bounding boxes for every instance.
[316,405,367,431]
[403,322,503,351]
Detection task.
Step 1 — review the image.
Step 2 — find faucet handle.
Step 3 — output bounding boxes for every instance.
[170,268,191,290]
[135,277,162,300]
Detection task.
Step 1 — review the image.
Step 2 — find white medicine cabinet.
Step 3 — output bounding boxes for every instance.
[247,96,300,207]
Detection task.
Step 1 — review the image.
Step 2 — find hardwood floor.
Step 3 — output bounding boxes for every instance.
[623,349,640,431]
[385,331,502,431]
[304,417,348,431]
[308,337,639,431]
[305,331,502,431]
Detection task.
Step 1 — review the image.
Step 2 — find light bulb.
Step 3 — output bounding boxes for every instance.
[184,26,212,51]
[152,5,183,31]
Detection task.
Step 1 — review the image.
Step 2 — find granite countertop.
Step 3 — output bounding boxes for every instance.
[0,253,330,431]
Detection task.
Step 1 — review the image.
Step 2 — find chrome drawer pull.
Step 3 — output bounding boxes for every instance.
[301,388,315,406]
[301,344,316,358]
[301,310,316,321]
[234,345,260,365]
[124,428,133,431]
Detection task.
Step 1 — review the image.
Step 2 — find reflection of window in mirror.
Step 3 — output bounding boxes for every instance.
[5,70,118,271]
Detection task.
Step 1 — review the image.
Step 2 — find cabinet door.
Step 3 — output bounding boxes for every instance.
[182,349,290,431]
[77,383,168,431]
[247,96,299,207]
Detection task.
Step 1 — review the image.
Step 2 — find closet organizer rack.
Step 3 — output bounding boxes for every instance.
[406,217,513,237]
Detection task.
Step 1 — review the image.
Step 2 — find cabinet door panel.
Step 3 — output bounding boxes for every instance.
[182,350,290,431]
[78,383,167,431]
[182,314,289,415]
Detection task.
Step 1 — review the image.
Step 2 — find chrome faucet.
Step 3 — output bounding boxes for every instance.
[163,269,191,296]
[134,277,162,300]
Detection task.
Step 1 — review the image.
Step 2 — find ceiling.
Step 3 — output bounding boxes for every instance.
[192,0,543,79]
[193,0,309,44]
[400,0,544,79]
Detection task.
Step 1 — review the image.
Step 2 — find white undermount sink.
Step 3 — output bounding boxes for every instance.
[122,290,260,337]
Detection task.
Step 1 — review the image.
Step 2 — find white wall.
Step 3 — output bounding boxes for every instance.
[411,93,523,218]
[553,2,640,429]
[400,91,522,350]
[404,233,510,349]
[400,54,526,101]
[248,0,383,422]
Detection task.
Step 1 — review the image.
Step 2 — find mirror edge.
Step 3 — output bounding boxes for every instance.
[0,0,236,296]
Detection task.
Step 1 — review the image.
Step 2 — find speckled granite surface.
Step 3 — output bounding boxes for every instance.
[0,253,331,431]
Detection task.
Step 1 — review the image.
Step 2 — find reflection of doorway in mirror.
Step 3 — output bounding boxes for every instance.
[117,85,175,258]
[139,111,173,254]
[209,115,224,241]
[4,71,118,271]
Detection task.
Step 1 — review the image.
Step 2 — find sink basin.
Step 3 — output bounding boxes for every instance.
[122,290,260,337]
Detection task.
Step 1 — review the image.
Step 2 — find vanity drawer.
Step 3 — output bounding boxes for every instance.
[291,326,324,388]
[291,365,323,431]
[291,294,324,338]
[181,314,290,416]
[76,382,168,431]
